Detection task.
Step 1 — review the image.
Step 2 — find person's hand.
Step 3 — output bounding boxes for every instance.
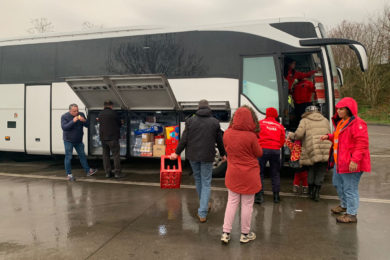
[73,116,79,122]
[349,161,358,172]
[320,135,329,141]
[288,132,294,140]
[221,155,227,162]
[170,153,178,160]
[79,116,86,122]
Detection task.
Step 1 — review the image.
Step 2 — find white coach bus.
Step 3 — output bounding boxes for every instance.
[0,18,367,169]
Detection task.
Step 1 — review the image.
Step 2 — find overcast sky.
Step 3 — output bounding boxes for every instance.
[0,0,387,39]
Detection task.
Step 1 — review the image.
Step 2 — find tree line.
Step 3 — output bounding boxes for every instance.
[329,6,390,107]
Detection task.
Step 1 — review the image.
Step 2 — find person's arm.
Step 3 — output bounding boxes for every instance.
[280,126,286,148]
[216,124,226,157]
[290,119,306,140]
[80,113,89,128]
[350,121,369,165]
[61,115,75,131]
[175,119,190,155]
[252,135,263,158]
[295,70,317,80]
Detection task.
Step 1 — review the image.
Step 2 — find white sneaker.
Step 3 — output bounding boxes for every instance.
[221,233,231,244]
[240,232,256,243]
[67,174,76,181]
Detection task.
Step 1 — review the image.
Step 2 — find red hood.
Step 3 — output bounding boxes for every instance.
[266,107,278,118]
[231,107,256,132]
[335,97,358,116]
[332,97,359,125]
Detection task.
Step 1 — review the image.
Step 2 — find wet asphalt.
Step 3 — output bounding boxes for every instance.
[0,125,389,260]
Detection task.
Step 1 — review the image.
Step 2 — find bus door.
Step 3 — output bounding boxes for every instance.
[65,75,180,157]
[280,52,327,130]
[25,85,51,154]
[240,55,281,121]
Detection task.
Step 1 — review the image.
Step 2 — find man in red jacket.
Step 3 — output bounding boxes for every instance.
[292,78,316,121]
[255,107,285,204]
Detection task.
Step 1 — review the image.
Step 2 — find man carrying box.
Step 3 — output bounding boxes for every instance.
[170,99,226,223]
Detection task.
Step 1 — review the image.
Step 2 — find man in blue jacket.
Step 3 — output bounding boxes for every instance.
[61,103,97,181]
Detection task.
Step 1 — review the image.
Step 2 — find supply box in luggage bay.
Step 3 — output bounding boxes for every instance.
[132,121,179,158]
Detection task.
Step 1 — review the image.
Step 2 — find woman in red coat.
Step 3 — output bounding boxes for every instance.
[321,97,371,223]
[220,106,263,244]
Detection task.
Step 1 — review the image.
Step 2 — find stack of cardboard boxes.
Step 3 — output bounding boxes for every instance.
[153,137,165,158]
[140,133,154,157]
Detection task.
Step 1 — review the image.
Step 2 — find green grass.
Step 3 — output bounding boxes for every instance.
[359,104,390,125]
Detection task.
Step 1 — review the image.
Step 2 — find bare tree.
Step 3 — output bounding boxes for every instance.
[82,21,104,30]
[27,18,54,34]
[329,6,390,106]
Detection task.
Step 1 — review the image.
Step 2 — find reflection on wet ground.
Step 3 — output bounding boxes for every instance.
[0,125,389,259]
[0,176,389,260]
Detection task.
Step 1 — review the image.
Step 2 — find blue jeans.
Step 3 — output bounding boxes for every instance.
[64,141,90,175]
[190,161,213,218]
[332,167,363,215]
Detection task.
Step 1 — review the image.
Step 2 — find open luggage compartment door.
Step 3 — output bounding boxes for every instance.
[66,75,179,110]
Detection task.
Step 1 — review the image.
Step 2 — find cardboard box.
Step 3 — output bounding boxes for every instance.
[155,137,165,145]
[141,133,154,143]
[153,145,166,157]
[140,142,153,153]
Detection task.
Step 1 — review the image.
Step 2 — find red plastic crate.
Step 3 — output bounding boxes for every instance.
[160,155,182,189]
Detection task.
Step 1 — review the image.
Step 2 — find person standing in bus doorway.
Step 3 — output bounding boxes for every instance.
[255,107,285,204]
[170,99,226,223]
[288,105,331,201]
[97,100,124,179]
[292,78,316,121]
[284,58,318,93]
[221,106,262,244]
[61,104,98,181]
[321,97,371,223]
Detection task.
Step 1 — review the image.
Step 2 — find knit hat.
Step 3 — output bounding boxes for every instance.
[305,105,319,113]
[198,99,210,109]
[266,107,278,118]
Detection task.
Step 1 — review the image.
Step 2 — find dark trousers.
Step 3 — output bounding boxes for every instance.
[258,149,281,193]
[294,102,312,120]
[102,140,121,175]
[308,162,327,186]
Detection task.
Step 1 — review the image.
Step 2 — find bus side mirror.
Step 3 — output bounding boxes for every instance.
[336,67,344,87]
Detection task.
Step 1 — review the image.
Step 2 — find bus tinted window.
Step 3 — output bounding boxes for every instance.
[243,56,279,112]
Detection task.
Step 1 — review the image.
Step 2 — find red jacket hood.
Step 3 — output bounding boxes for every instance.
[336,97,358,116]
[232,107,256,132]
[266,107,278,118]
[332,97,358,125]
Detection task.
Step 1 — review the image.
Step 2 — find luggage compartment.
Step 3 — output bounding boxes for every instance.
[65,74,180,159]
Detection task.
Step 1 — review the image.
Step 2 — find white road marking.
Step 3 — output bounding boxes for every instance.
[1,172,390,204]
[371,155,390,158]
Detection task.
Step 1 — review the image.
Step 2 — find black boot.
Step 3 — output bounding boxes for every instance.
[273,192,280,203]
[314,185,321,202]
[254,191,264,204]
[308,184,314,199]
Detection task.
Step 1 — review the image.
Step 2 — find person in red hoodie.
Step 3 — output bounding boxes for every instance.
[321,97,371,223]
[284,58,318,93]
[221,106,263,244]
[292,78,316,120]
[255,107,285,204]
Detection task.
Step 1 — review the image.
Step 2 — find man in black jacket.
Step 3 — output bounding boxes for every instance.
[98,100,123,178]
[171,99,226,223]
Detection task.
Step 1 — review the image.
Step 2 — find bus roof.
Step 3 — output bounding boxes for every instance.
[0,17,320,47]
